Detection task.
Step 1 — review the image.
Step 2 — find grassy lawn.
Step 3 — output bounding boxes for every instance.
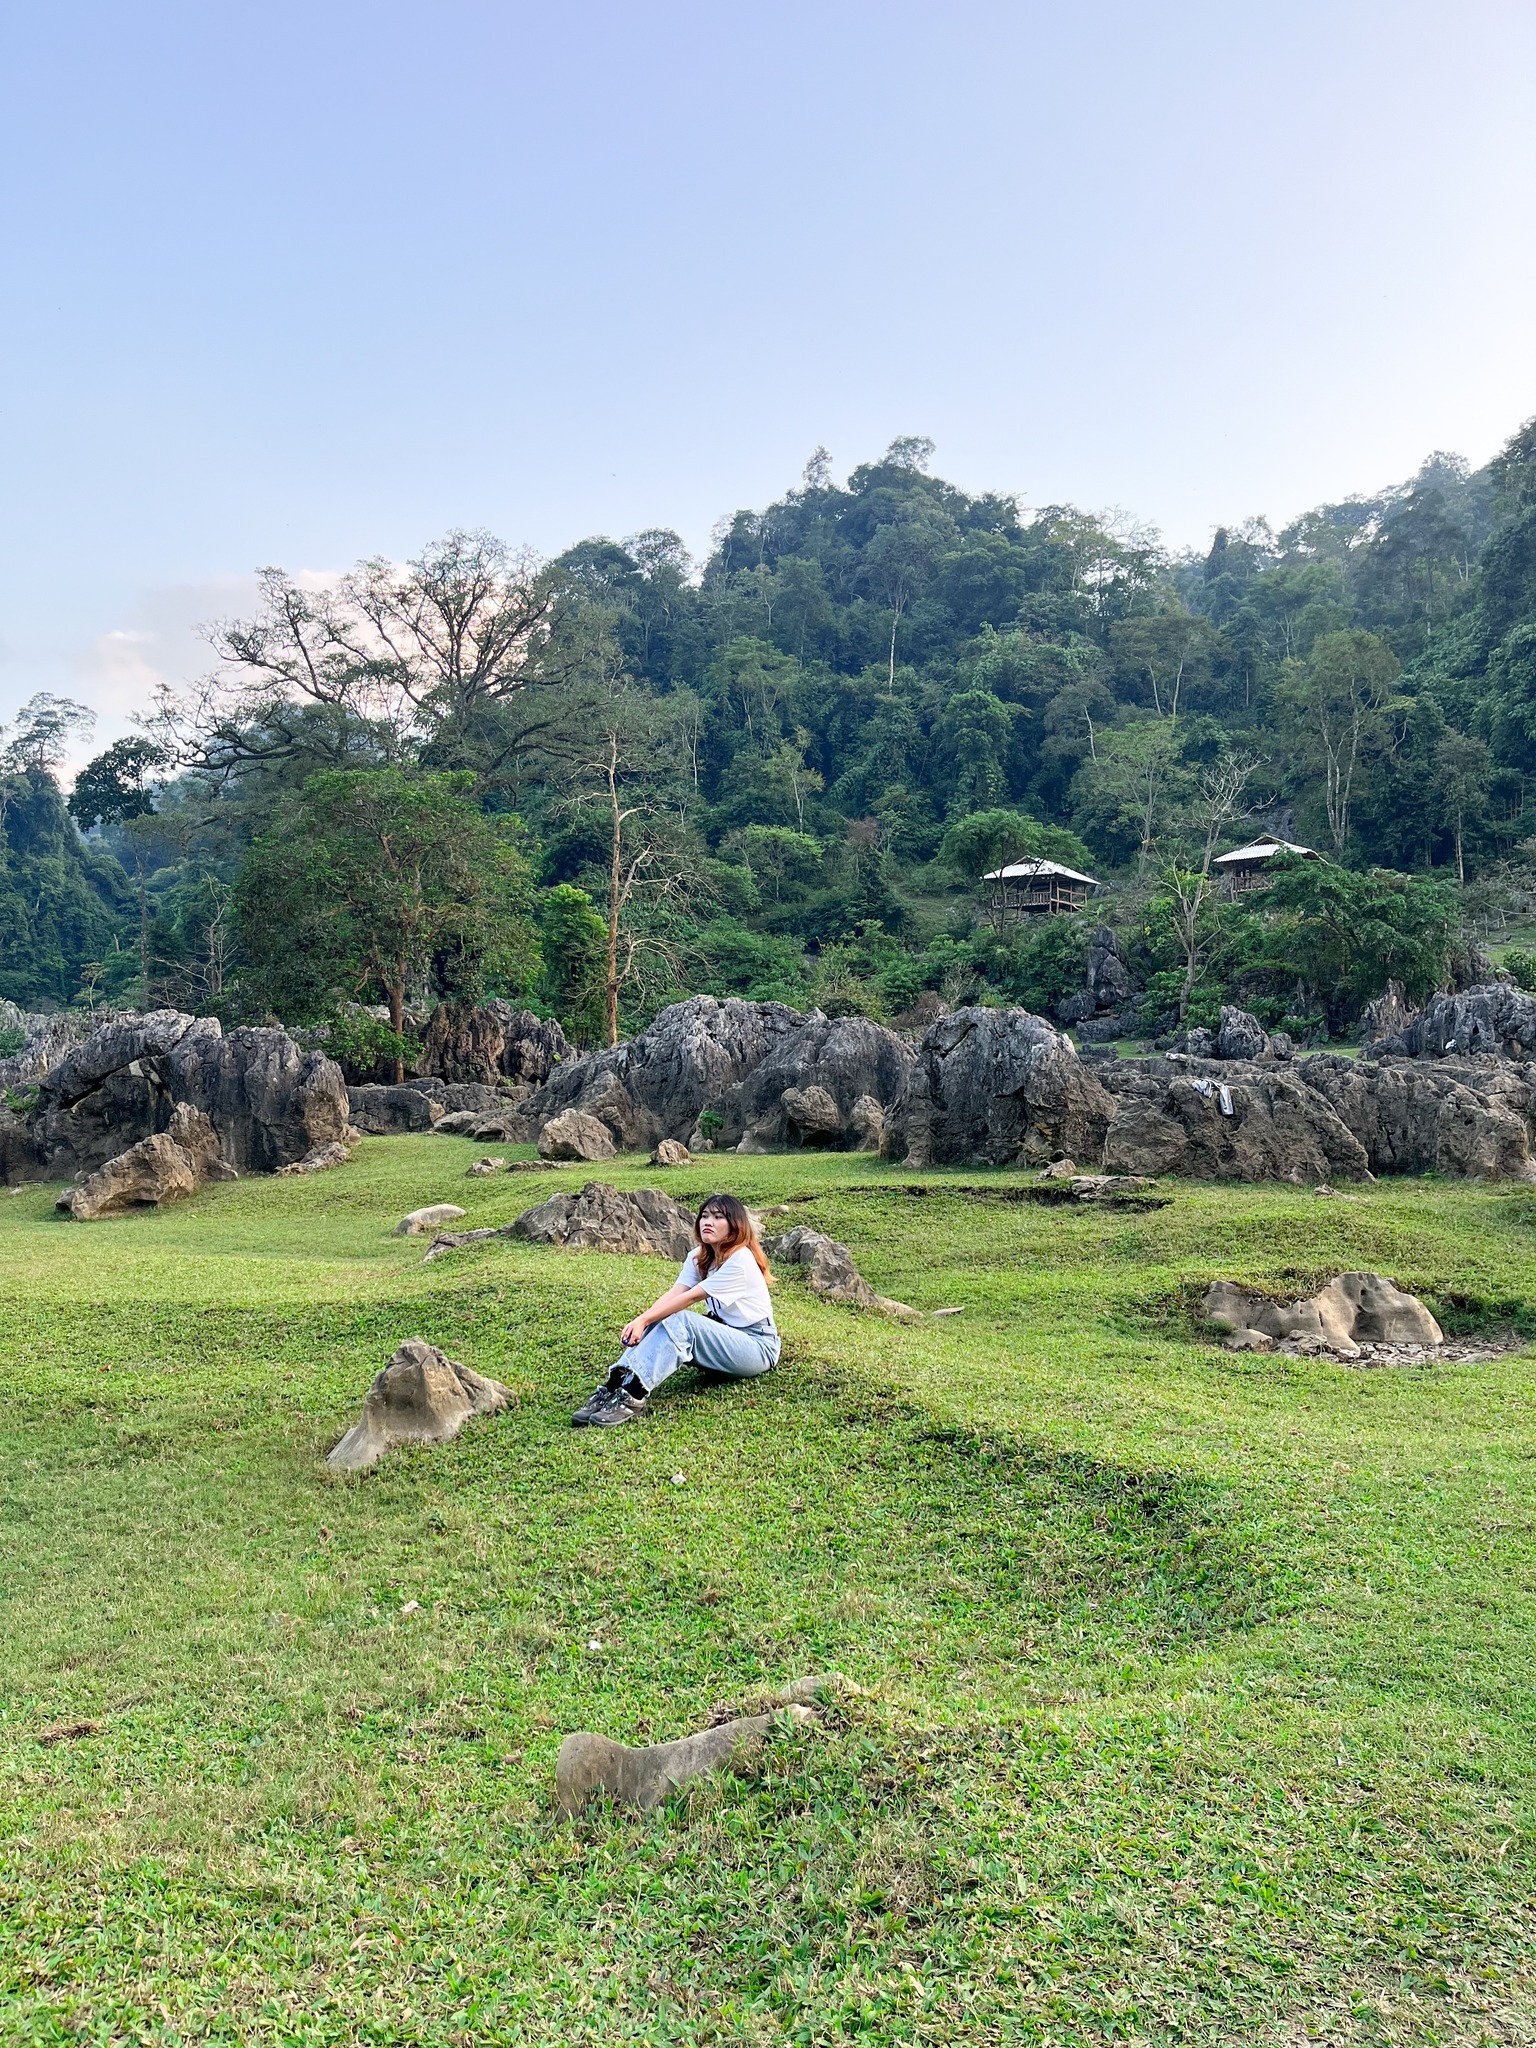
[4,1140,1536,2044]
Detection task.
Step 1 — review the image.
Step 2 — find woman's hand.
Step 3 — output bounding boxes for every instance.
[620,1316,649,1347]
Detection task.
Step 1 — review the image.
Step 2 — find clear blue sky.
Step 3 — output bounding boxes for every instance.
[2,0,1533,756]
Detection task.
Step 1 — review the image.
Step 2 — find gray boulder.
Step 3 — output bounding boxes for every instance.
[522,997,914,1155]
[511,1180,695,1258]
[763,1223,919,1318]
[395,1203,467,1236]
[1301,1054,1536,1180]
[1358,979,1419,1052]
[59,1103,231,1220]
[1086,926,1136,1009]
[1217,1007,1269,1061]
[348,1084,444,1135]
[538,1109,618,1161]
[846,1095,886,1153]
[887,1007,1115,1169]
[327,1337,512,1471]
[650,1139,691,1166]
[556,1697,817,1814]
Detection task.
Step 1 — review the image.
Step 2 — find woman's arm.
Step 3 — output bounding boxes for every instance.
[620,1280,706,1347]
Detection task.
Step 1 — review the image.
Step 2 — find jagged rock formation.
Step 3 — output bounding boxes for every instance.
[1097,1058,1371,1182]
[887,1008,1115,1169]
[511,1180,696,1257]
[327,1338,512,1471]
[521,997,914,1156]
[1204,1273,1443,1359]
[762,1223,919,1318]
[418,1001,570,1089]
[883,998,1536,1182]
[1372,982,1536,1060]
[1058,926,1137,1026]
[58,1102,234,1219]
[7,1010,350,1185]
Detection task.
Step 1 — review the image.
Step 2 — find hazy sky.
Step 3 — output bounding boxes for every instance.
[2,0,1534,758]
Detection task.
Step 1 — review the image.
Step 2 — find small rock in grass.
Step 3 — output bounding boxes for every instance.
[465,1156,507,1178]
[400,1600,421,1616]
[394,1204,467,1236]
[556,1703,816,1814]
[671,1472,686,1486]
[650,1139,692,1166]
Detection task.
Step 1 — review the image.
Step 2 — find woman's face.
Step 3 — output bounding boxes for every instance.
[698,1208,731,1245]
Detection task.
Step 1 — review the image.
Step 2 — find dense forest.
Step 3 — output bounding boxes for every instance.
[6,414,1536,1061]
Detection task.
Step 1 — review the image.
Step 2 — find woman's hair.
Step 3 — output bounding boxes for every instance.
[694,1192,774,1282]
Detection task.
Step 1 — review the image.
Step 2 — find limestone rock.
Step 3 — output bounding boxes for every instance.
[465,1156,507,1177]
[419,1001,569,1088]
[538,1109,617,1161]
[846,1095,885,1153]
[1217,1007,1269,1061]
[348,1084,444,1135]
[1099,1059,1370,1182]
[59,1103,225,1219]
[556,1703,814,1814]
[1202,1273,1442,1360]
[522,997,914,1156]
[394,1203,467,1236]
[1359,979,1418,1052]
[650,1139,692,1166]
[1378,982,1536,1060]
[1301,1054,1536,1180]
[1086,926,1136,1009]
[327,1337,512,1471]
[762,1223,919,1319]
[779,1084,845,1145]
[511,1181,694,1258]
[887,1007,1115,1169]
[275,1139,351,1176]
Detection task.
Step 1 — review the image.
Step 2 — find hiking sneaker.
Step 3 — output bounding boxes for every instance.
[571,1378,649,1428]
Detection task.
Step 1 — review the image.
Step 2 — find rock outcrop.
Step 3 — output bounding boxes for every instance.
[762,1223,919,1318]
[510,1180,695,1258]
[14,1011,350,1186]
[327,1338,513,1471]
[1373,982,1536,1060]
[538,1109,618,1161]
[1203,1273,1443,1359]
[887,1008,1115,1169]
[879,999,1536,1183]
[348,1083,444,1135]
[522,997,914,1156]
[1097,1058,1371,1182]
[395,1203,467,1236]
[555,1678,832,1813]
[418,1001,570,1089]
[58,1103,232,1219]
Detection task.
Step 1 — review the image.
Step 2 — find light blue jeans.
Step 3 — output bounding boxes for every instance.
[619,1309,780,1393]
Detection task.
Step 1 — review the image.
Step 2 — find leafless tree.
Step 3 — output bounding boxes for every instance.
[1165,753,1263,1020]
[149,531,582,780]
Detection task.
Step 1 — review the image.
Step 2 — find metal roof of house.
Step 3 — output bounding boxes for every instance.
[1213,838,1317,866]
[983,858,1100,886]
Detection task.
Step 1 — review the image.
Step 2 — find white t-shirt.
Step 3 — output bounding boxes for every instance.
[679,1246,775,1330]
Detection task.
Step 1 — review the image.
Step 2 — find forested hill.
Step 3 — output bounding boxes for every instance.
[7,416,1536,1048]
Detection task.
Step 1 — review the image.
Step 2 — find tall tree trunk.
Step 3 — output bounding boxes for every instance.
[386,981,406,1083]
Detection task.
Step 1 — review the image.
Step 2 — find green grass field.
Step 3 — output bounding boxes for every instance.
[4,1140,1536,2045]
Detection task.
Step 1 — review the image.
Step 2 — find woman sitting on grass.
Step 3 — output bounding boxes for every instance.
[571,1192,780,1428]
